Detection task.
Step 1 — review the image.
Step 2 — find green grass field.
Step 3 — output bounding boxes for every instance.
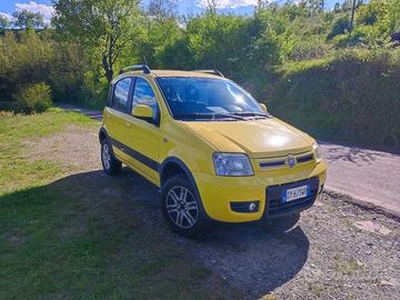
[0,110,241,299]
[0,109,93,192]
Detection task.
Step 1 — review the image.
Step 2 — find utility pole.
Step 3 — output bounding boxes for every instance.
[349,0,357,33]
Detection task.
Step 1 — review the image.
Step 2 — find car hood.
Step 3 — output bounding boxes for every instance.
[180,118,315,158]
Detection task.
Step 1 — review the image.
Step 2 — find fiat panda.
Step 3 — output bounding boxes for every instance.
[99,65,327,237]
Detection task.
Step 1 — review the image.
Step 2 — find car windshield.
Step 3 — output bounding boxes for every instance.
[157,77,269,121]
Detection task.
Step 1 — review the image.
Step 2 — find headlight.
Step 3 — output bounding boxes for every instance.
[213,153,254,176]
[313,142,322,163]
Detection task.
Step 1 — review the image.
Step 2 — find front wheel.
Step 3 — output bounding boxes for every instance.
[101,139,122,175]
[161,175,207,237]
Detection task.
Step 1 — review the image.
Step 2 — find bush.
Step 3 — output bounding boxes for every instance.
[13,83,52,113]
[0,101,17,111]
[327,16,350,40]
[267,49,400,151]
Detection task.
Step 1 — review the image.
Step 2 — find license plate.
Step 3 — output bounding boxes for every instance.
[284,185,309,202]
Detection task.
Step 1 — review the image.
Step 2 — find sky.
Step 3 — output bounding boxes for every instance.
[0,0,340,26]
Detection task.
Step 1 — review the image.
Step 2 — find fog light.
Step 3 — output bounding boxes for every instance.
[230,201,259,213]
[249,202,257,212]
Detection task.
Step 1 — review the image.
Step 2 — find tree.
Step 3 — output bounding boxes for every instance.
[148,0,177,21]
[53,0,141,83]
[0,15,10,32]
[12,9,44,29]
[385,0,400,33]
[334,2,341,13]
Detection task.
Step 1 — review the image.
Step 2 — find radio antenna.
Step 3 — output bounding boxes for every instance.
[143,55,148,66]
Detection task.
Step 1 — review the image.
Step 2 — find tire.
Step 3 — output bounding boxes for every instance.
[161,174,207,238]
[101,138,122,175]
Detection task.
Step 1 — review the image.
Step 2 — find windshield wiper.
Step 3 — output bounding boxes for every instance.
[231,111,271,118]
[174,113,247,121]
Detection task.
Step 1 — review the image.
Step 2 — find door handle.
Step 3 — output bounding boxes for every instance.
[125,122,131,127]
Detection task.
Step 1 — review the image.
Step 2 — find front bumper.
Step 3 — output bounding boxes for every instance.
[194,161,327,223]
[263,177,320,219]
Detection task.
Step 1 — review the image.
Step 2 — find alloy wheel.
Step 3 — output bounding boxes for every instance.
[166,186,199,229]
[102,143,111,170]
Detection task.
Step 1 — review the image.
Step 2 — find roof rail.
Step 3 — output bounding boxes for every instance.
[193,69,225,77]
[119,64,151,75]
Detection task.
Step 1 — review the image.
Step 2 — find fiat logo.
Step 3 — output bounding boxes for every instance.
[287,155,296,168]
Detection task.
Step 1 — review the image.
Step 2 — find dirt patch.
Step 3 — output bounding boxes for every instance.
[354,220,392,235]
[23,124,100,174]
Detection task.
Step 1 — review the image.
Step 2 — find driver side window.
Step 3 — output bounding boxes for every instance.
[132,78,158,117]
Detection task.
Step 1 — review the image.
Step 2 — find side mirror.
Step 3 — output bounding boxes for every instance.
[259,103,267,113]
[132,104,153,120]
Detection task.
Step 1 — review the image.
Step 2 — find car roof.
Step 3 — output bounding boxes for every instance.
[151,70,223,78]
[113,70,226,83]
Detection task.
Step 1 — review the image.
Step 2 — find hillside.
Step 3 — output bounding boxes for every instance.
[0,0,399,149]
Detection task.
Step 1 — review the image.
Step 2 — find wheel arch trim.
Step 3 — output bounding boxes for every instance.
[99,128,117,157]
[99,127,110,143]
[160,157,211,220]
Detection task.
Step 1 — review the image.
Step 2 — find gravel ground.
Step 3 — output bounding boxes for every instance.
[27,124,400,300]
[186,193,400,299]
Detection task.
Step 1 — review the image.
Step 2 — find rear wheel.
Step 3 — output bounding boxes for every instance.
[101,139,122,175]
[162,174,207,237]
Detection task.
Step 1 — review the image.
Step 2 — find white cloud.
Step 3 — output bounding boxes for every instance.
[197,0,259,9]
[15,1,55,25]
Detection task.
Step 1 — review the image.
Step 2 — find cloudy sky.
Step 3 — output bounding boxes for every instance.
[0,0,338,26]
[1,1,54,25]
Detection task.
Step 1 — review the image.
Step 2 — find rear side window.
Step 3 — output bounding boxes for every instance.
[132,78,157,111]
[112,78,131,112]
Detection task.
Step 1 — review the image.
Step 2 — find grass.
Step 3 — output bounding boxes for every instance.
[335,257,365,276]
[0,110,242,299]
[0,185,218,299]
[310,284,325,298]
[0,108,96,193]
[0,108,94,142]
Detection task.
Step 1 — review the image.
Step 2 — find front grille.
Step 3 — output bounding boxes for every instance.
[258,152,315,170]
[265,177,319,217]
[259,160,285,168]
[296,153,314,163]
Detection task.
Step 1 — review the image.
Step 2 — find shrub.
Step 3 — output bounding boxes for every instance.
[0,101,17,111]
[13,83,52,113]
[289,39,332,61]
[267,49,400,151]
[327,16,350,40]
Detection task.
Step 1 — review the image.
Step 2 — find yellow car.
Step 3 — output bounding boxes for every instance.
[99,65,327,237]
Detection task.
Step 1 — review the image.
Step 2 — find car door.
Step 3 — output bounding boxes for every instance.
[116,76,162,186]
[104,77,135,164]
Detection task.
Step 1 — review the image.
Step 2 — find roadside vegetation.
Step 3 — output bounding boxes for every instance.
[0,0,399,149]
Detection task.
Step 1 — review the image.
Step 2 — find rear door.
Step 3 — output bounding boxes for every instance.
[104,77,135,164]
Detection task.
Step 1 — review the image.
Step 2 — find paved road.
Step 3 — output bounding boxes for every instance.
[58,104,400,217]
[320,143,400,217]
[57,103,103,121]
